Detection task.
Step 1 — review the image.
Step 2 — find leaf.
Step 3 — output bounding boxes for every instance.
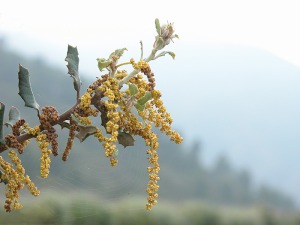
[0,102,5,145]
[18,64,40,110]
[97,58,111,71]
[137,91,152,105]
[59,121,70,130]
[155,18,161,35]
[129,84,138,96]
[134,103,145,111]
[155,51,176,60]
[110,48,127,58]
[70,114,80,124]
[65,45,81,92]
[5,106,20,127]
[76,125,98,142]
[154,37,165,51]
[117,132,135,148]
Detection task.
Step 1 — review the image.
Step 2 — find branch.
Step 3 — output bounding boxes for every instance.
[0,101,80,154]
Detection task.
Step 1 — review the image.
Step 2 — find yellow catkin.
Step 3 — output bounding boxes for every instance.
[96,77,121,166]
[36,133,51,178]
[27,126,40,136]
[0,151,40,212]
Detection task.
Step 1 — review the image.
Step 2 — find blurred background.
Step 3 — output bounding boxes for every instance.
[1,0,300,224]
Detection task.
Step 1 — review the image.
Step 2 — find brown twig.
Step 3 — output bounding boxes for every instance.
[0,100,80,154]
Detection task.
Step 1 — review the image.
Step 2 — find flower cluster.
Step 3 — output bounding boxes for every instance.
[0,18,182,212]
[62,118,78,161]
[39,106,59,156]
[0,150,39,212]
[36,133,51,178]
[97,77,122,166]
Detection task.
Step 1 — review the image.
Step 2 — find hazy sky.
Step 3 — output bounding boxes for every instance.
[1,0,300,69]
[2,0,300,200]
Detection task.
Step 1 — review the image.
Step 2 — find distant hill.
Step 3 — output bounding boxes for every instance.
[0,41,295,210]
[152,43,300,203]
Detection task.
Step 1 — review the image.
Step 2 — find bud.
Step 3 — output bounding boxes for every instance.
[153,19,177,51]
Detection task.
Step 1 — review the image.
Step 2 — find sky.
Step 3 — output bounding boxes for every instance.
[1,0,300,202]
[1,0,300,69]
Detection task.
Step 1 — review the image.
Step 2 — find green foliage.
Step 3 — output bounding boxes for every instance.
[18,64,39,110]
[65,45,81,93]
[0,194,298,225]
[117,131,135,148]
[5,106,20,128]
[76,125,98,142]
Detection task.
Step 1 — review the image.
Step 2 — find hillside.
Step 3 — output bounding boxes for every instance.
[0,41,295,210]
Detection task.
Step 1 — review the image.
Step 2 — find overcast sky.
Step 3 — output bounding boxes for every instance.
[2,0,300,200]
[1,0,300,70]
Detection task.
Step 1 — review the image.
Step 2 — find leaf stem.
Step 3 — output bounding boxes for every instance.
[116,62,132,68]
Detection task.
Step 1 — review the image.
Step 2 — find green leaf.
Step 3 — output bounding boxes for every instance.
[110,48,127,58]
[5,106,20,127]
[0,102,5,145]
[134,103,145,111]
[97,58,111,71]
[117,132,135,148]
[155,18,161,35]
[70,114,80,124]
[154,37,165,50]
[155,51,176,60]
[76,125,98,142]
[65,45,81,92]
[137,91,152,105]
[18,64,40,110]
[129,84,138,96]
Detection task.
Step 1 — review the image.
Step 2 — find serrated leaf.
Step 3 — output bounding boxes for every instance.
[5,106,20,127]
[18,65,40,110]
[65,45,81,92]
[117,132,135,148]
[129,84,138,96]
[110,48,127,58]
[76,125,98,142]
[155,18,161,35]
[137,91,152,105]
[0,102,5,145]
[97,58,111,71]
[155,51,176,60]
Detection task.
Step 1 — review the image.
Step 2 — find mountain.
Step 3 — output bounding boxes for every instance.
[0,40,296,209]
[151,43,300,203]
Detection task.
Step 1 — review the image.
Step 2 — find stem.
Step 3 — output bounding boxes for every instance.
[116,62,132,68]
[140,41,144,60]
[118,48,158,87]
[0,101,80,154]
[118,69,140,87]
[145,49,157,62]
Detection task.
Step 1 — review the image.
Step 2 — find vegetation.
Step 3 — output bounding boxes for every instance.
[0,193,299,225]
[0,19,182,211]
[0,20,298,223]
